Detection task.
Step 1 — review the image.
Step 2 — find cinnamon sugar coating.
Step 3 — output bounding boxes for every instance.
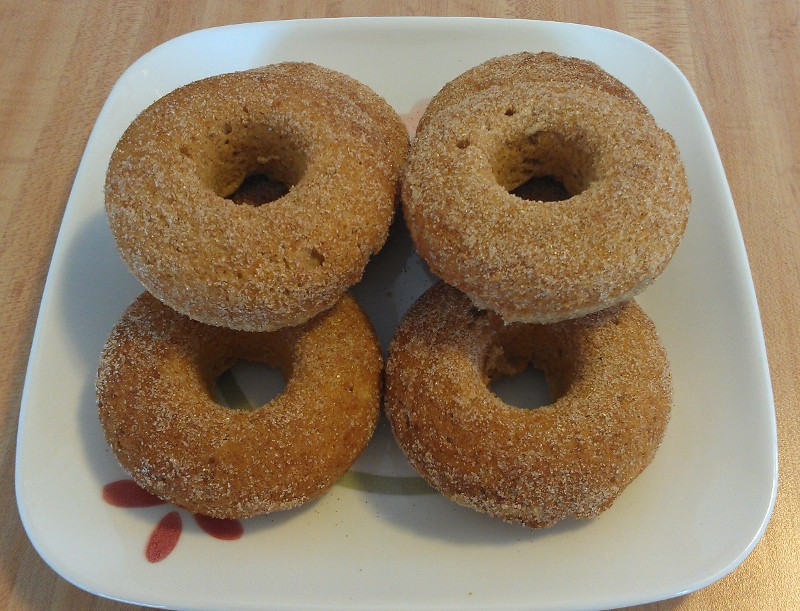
[96,292,382,519]
[384,283,671,528]
[105,62,408,331]
[402,52,691,323]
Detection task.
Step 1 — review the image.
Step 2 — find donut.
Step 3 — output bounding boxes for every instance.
[96,292,382,519]
[105,62,408,332]
[384,283,671,528]
[402,52,690,323]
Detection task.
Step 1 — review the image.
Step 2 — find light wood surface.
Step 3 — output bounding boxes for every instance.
[2,2,798,609]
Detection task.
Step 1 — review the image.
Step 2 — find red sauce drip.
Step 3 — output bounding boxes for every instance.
[146,511,182,563]
[194,514,244,540]
[102,479,166,508]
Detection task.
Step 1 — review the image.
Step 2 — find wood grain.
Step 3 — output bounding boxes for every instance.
[2,1,797,609]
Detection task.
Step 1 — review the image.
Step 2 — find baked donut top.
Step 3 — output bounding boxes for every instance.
[402,52,691,323]
[106,62,408,331]
[384,282,672,527]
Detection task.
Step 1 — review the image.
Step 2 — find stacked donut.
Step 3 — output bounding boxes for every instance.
[97,53,690,529]
[96,63,409,518]
[385,52,690,527]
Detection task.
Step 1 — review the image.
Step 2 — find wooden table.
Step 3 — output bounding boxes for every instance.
[2,2,797,609]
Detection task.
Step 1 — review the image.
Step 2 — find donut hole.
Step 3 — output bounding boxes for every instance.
[511,175,572,202]
[489,365,552,410]
[227,173,290,207]
[486,325,576,410]
[214,359,286,410]
[492,130,595,201]
[199,123,308,205]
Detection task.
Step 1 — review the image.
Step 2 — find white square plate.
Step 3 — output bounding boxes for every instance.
[15,17,777,611]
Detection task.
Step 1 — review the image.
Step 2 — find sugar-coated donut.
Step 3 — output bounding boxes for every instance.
[96,292,382,519]
[384,283,671,528]
[106,62,408,332]
[402,52,690,323]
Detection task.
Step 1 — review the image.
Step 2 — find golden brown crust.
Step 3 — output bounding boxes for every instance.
[105,62,408,331]
[384,283,671,528]
[96,292,382,519]
[402,52,691,323]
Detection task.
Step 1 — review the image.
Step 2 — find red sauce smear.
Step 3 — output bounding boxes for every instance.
[194,514,244,540]
[102,479,166,508]
[103,478,242,562]
[146,511,182,563]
